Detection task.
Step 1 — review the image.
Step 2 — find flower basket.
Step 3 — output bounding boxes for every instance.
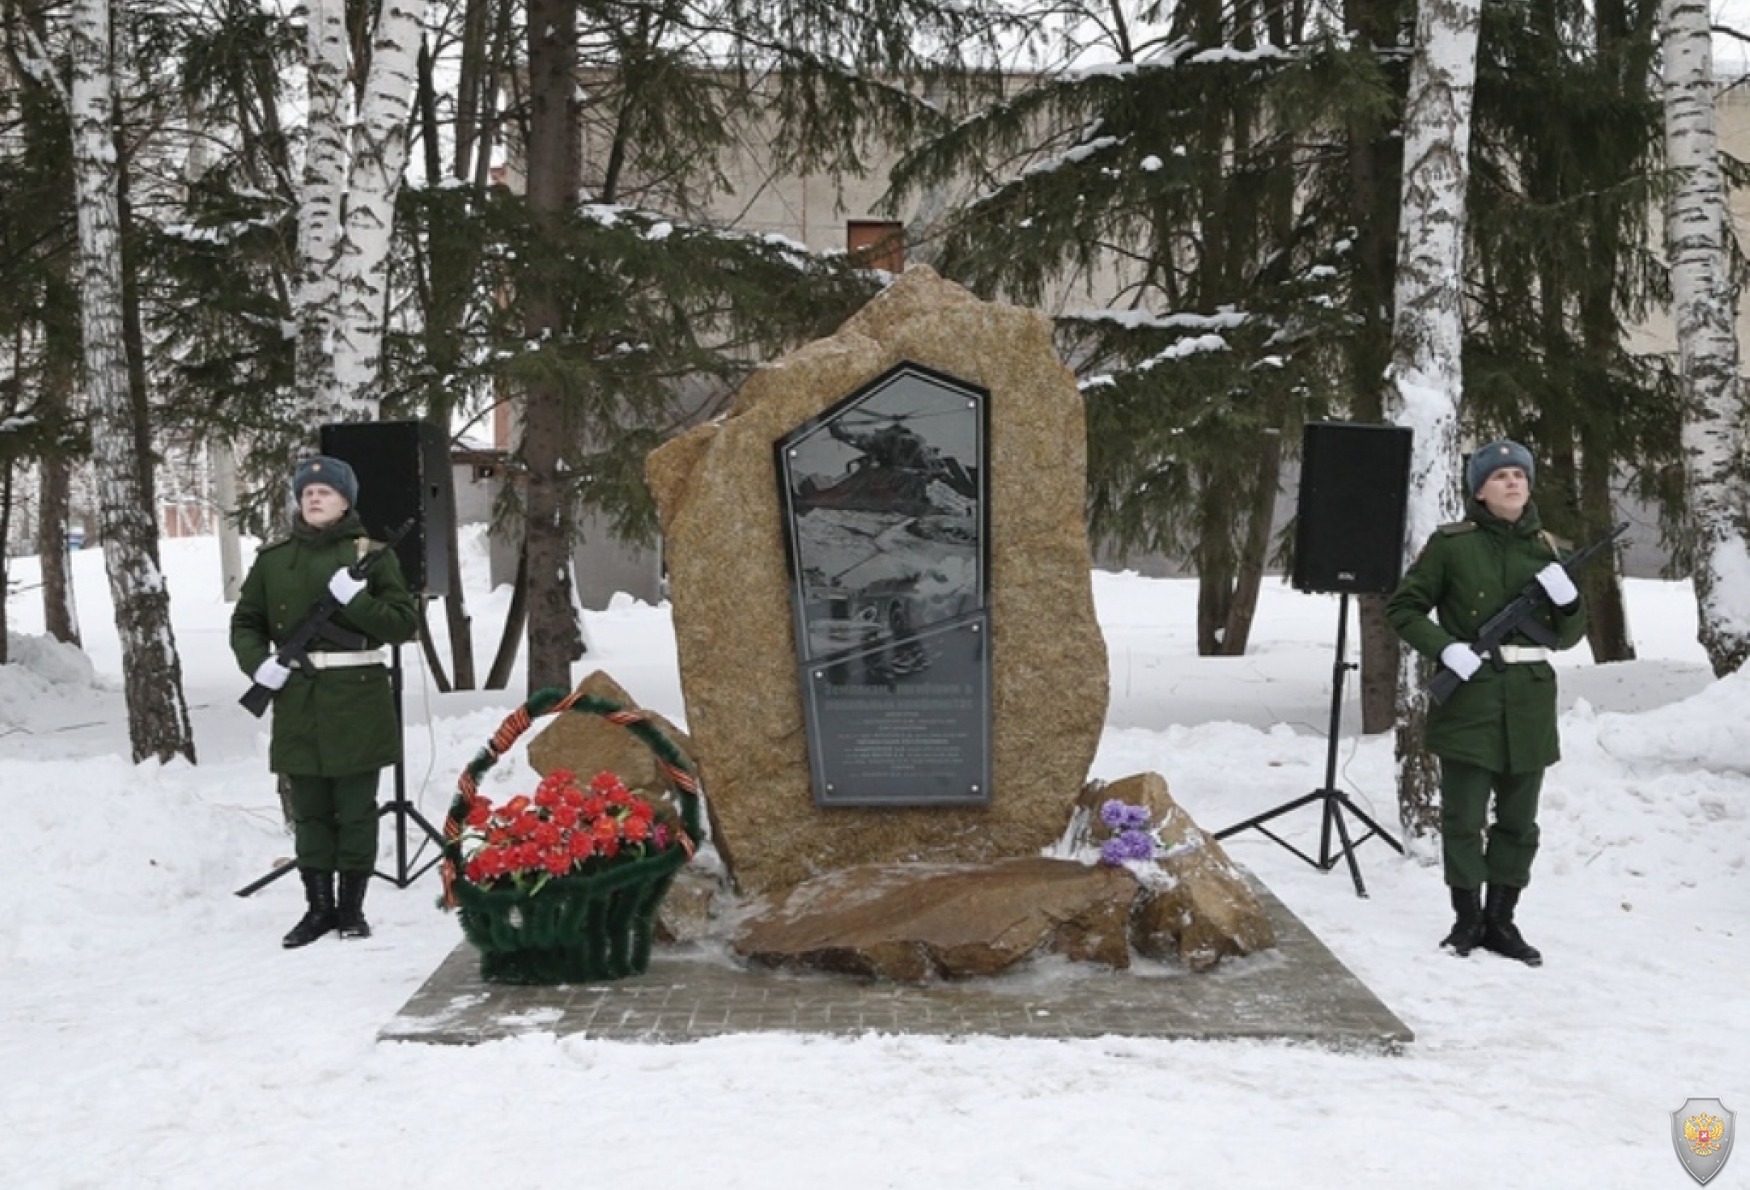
[440,687,704,985]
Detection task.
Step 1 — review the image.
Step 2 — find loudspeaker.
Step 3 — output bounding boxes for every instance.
[318,420,454,597]
[1291,421,1413,595]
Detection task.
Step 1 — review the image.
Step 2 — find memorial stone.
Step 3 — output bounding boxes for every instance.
[646,266,1109,896]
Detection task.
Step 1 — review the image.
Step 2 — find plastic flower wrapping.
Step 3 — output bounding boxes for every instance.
[457,768,677,893]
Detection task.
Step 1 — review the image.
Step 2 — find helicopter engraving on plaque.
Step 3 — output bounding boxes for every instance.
[775,361,992,807]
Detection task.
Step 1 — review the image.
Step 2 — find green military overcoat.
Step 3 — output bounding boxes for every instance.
[1385,500,1587,773]
[230,512,419,776]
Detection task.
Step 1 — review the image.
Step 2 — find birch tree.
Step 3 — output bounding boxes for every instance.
[1385,0,1483,838]
[1660,0,1750,677]
[293,0,424,426]
[68,0,195,763]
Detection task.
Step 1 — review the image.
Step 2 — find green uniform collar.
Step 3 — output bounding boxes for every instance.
[290,510,366,547]
[1465,497,1543,539]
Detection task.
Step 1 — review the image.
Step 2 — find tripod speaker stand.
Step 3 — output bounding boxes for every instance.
[1214,421,1411,897]
[233,644,444,897]
[1215,593,1403,897]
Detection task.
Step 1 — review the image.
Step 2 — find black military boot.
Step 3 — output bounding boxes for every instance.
[1481,884,1543,967]
[283,869,337,948]
[1440,886,1485,956]
[336,871,372,940]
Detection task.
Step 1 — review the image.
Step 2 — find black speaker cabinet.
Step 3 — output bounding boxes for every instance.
[318,420,454,597]
[1291,421,1413,596]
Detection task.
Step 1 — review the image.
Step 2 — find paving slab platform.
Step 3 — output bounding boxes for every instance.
[381,875,1412,1052]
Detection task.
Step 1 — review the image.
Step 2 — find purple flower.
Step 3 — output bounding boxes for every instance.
[1100,800,1153,831]
[1099,828,1157,865]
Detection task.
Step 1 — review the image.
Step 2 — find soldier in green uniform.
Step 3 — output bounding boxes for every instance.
[1386,440,1587,967]
[230,456,418,948]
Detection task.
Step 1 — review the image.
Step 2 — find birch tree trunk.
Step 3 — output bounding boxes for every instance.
[1660,0,1750,677]
[69,0,196,764]
[212,441,245,602]
[293,0,348,425]
[1385,0,1482,840]
[330,0,422,411]
[293,0,424,425]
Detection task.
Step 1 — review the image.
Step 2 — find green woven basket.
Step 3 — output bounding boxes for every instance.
[442,687,703,985]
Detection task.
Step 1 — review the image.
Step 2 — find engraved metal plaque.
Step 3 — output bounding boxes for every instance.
[776,362,991,806]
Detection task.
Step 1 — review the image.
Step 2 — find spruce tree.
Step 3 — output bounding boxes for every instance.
[1,0,89,652]
[1466,0,1678,662]
[888,1,1370,655]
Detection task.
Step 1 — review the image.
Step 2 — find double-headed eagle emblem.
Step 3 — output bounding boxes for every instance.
[1684,1113,1726,1157]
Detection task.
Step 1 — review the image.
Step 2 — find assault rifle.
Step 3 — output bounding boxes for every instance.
[239,519,413,718]
[1428,521,1630,705]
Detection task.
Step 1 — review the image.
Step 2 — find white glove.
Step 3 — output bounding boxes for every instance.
[1535,562,1579,606]
[1440,643,1483,681]
[252,657,292,690]
[328,568,368,605]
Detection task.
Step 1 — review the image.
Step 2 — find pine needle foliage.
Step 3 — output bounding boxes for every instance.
[1464,0,1682,579]
[386,187,884,543]
[885,2,1389,649]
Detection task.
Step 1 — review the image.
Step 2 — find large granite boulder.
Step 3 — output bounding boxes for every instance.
[732,857,1138,981]
[646,266,1108,896]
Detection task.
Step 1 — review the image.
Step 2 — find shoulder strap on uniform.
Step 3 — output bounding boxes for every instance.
[1538,529,1570,557]
[1437,520,1477,536]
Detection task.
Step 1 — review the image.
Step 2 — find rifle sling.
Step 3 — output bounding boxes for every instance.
[310,619,370,651]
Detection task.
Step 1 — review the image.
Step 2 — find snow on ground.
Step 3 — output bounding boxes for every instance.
[1,529,1745,1189]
